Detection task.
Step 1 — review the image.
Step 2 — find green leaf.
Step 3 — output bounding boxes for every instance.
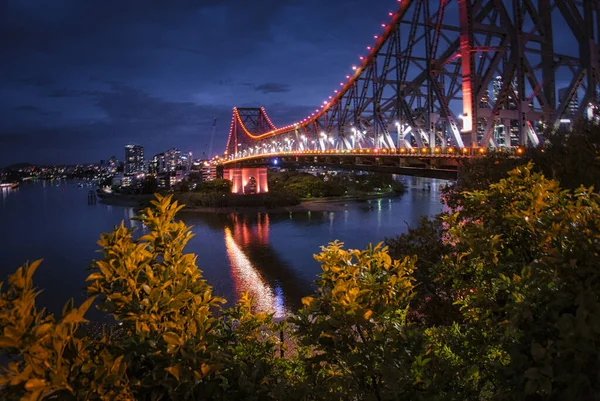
[531,342,546,361]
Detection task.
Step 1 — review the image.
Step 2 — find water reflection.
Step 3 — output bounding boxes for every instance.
[224,226,287,318]
[1,187,18,203]
[219,213,311,315]
[0,177,447,317]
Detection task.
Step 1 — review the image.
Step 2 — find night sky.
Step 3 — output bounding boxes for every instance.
[0,0,397,166]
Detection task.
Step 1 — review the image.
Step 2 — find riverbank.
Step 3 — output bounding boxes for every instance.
[98,191,402,213]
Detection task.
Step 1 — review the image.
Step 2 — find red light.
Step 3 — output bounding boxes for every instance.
[389,12,393,16]
[374,35,379,39]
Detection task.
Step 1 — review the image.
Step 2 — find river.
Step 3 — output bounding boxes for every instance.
[0,177,445,319]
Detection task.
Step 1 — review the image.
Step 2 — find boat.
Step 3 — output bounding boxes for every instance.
[0,182,19,189]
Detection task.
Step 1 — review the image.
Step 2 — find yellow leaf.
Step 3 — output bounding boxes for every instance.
[24,378,46,391]
[0,336,18,348]
[201,363,210,376]
[301,296,314,307]
[165,365,181,381]
[163,332,183,345]
[86,272,103,281]
[363,310,373,320]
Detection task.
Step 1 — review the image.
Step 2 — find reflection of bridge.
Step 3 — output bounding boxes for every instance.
[217,213,312,316]
[223,1,600,167]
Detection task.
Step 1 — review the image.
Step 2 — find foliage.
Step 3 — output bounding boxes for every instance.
[140,175,158,194]
[292,241,424,400]
[530,120,600,190]
[419,163,600,400]
[269,171,345,198]
[177,191,300,209]
[386,216,458,327]
[268,170,402,198]
[441,151,524,209]
[195,178,233,194]
[0,261,131,401]
[1,194,290,400]
[4,161,600,400]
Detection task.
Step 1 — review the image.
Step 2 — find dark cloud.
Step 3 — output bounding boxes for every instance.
[46,89,94,98]
[13,76,55,87]
[0,0,402,164]
[255,83,291,94]
[15,105,42,112]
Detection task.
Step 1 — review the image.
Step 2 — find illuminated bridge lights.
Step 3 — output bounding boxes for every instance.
[225,0,593,161]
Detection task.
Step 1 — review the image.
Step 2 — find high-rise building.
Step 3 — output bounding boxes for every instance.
[180,151,193,171]
[492,76,518,109]
[150,153,166,174]
[125,145,144,175]
[164,148,181,172]
[558,87,579,117]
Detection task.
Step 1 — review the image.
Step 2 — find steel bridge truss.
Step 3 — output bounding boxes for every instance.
[225,0,600,160]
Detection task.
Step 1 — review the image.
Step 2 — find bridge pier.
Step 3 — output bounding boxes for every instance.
[224,167,269,195]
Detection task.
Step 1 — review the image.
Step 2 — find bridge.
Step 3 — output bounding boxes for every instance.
[221,0,599,166]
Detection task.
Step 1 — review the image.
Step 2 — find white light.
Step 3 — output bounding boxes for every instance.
[560,118,571,123]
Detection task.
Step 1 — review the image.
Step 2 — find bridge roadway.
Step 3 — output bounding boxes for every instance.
[221,147,524,180]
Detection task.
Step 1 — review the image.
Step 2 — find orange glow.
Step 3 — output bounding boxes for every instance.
[224,227,286,318]
[224,167,269,194]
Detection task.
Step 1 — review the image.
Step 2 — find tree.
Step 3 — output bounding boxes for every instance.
[140,175,158,194]
[424,163,600,400]
[441,151,525,209]
[530,120,600,190]
[1,194,290,400]
[196,178,232,194]
[3,168,600,400]
[291,241,425,400]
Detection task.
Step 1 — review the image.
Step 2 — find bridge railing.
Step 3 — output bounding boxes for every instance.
[224,146,525,163]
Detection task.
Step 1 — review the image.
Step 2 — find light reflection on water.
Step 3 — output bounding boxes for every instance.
[224,226,287,318]
[0,177,447,317]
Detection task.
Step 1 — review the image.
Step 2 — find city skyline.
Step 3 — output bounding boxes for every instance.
[0,0,396,166]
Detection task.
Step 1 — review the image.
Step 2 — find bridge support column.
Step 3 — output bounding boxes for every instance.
[224,167,269,195]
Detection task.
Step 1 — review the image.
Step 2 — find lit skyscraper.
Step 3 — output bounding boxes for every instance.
[125,144,144,175]
[558,87,579,117]
[164,148,181,172]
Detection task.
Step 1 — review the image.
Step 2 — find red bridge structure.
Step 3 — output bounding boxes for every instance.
[222,0,600,179]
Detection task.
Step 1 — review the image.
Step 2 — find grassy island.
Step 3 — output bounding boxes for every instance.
[99,170,406,212]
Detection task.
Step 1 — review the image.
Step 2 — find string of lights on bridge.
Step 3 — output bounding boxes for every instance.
[225,0,407,147]
[218,146,525,166]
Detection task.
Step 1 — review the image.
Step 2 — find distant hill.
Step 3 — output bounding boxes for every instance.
[1,163,34,171]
